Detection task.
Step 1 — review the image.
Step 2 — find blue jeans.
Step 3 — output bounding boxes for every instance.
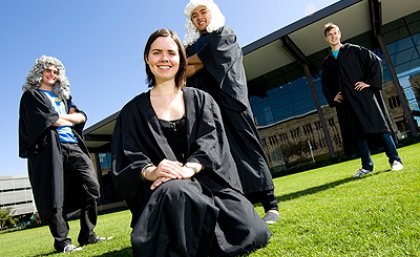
[355,132,402,171]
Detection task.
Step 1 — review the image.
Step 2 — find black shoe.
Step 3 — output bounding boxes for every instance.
[63,244,83,253]
[80,235,113,246]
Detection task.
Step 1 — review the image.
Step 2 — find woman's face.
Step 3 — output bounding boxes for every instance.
[146,36,180,84]
[191,5,211,34]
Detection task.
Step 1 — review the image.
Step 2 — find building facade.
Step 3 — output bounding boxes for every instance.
[0,176,36,217]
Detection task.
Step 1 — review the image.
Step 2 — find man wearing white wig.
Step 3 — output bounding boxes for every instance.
[19,55,110,253]
[184,0,279,224]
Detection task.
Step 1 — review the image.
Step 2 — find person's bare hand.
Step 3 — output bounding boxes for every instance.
[150,176,174,190]
[354,81,370,91]
[146,160,201,190]
[145,159,183,189]
[179,166,195,179]
[159,159,184,178]
[334,91,343,103]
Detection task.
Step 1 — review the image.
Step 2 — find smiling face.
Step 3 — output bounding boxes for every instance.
[325,26,342,49]
[191,5,211,34]
[145,36,180,84]
[40,65,59,88]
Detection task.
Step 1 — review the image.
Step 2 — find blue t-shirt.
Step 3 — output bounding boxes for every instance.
[40,90,78,143]
[332,49,340,59]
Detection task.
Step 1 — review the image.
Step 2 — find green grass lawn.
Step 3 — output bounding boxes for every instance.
[1,143,419,257]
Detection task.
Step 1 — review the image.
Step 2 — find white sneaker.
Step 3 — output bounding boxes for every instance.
[391,160,403,171]
[353,168,372,178]
[63,244,82,253]
[263,210,279,224]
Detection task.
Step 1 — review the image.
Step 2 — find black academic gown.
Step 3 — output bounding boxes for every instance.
[321,43,394,155]
[112,87,271,257]
[186,26,274,194]
[19,89,90,221]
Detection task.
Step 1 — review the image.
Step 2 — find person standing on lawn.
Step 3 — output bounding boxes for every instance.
[19,55,111,253]
[321,23,403,178]
[183,0,279,224]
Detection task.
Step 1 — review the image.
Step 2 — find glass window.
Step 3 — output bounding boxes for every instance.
[98,152,111,175]
[250,73,326,127]
[383,11,420,125]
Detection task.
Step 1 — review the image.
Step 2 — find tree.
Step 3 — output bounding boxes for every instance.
[282,141,308,165]
[0,207,19,230]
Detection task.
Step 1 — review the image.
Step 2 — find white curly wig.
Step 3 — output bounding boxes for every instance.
[183,0,225,46]
[22,55,71,100]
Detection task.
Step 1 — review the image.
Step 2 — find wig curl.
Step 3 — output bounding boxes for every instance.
[183,0,225,46]
[22,55,71,100]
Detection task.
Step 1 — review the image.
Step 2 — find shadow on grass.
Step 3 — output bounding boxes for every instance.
[276,169,388,203]
[30,247,132,257]
[92,248,132,257]
[32,251,57,257]
[32,248,133,257]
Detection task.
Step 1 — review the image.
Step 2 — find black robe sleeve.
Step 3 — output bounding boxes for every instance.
[19,89,59,158]
[68,97,88,137]
[356,45,383,90]
[184,89,242,192]
[321,56,341,107]
[111,94,155,202]
[195,26,249,110]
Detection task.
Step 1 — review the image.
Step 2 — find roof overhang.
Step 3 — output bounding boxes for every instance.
[243,0,420,80]
[83,111,119,151]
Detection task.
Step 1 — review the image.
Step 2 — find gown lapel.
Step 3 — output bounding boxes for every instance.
[144,90,179,162]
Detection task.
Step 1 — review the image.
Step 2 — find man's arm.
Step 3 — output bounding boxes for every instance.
[358,45,383,89]
[59,113,86,124]
[188,54,202,64]
[187,54,204,78]
[52,108,86,127]
[52,117,74,127]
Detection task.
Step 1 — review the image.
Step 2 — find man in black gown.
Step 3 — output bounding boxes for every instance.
[321,23,403,178]
[19,55,110,253]
[183,0,279,224]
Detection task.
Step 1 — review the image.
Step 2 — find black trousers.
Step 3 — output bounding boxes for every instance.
[48,143,100,251]
[246,189,278,213]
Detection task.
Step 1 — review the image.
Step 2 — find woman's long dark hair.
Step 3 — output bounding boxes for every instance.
[144,28,187,89]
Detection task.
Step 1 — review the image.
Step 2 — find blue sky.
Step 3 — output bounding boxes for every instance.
[0,0,337,177]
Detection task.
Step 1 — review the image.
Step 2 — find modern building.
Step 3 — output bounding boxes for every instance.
[243,0,420,172]
[0,176,36,217]
[83,0,420,204]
